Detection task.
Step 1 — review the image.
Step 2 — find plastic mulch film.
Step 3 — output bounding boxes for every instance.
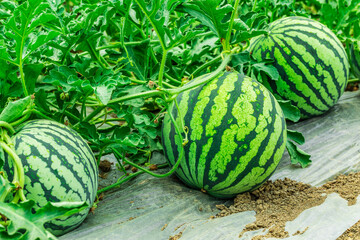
[60,91,360,240]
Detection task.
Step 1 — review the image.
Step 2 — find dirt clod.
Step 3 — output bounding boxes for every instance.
[99,159,112,172]
[346,82,359,92]
[169,231,183,240]
[149,164,158,171]
[161,223,168,231]
[216,173,360,240]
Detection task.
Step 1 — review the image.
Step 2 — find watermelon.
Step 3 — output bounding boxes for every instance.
[161,72,287,198]
[350,41,360,79]
[249,16,349,119]
[2,120,98,236]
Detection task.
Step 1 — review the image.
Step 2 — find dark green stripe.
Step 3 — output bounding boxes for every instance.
[281,31,341,101]
[17,134,87,201]
[268,16,295,31]
[204,80,271,189]
[260,40,318,116]
[272,35,333,109]
[167,92,198,188]
[23,122,98,185]
[24,123,97,189]
[281,29,348,89]
[275,35,339,106]
[189,72,243,188]
[272,19,348,62]
[258,47,311,118]
[181,84,206,186]
[32,129,96,199]
[212,90,285,193]
[205,94,265,189]
[269,35,331,113]
[249,36,264,56]
[181,74,228,186]
[45,214,85,233]
[194,72,233,186]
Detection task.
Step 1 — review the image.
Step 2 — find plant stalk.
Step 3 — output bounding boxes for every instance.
[225,0,241,51]
[158,50,168,88]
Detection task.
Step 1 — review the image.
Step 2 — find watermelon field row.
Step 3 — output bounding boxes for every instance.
[0,0,359,239]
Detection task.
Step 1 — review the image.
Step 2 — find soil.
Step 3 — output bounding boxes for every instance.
[215,172,360,239]
[338,219,360,240]
[99,159,112,172]
[345,82,359,92]
[169,231,183,240]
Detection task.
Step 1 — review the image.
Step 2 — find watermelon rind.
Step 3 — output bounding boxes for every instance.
[162,71,287,198]
[2,119,98,236]
[249,16,349,119]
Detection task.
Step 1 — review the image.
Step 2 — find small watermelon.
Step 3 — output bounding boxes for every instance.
[249,16,349,119]
[162,72,287,198]
[2,119,98,236]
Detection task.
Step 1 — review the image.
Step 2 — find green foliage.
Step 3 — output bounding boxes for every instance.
[317,0,360,38]
[0,175,15,202]
[0,96,31,123]
[0,0,60,95]
[133,0,202,51]
[181,0,233,40]
[0,200,87,239]
[3,0,356,235]
[286,141,312,167]
[277,100,300,122]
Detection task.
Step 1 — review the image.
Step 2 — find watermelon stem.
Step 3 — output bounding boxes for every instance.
[0,122,15,135]
[158,50,168,88]
[31,109,54,121]
[0,140,26,202]
[97,171,144,194]
[115,151,129,175]
[224,0,240,51]
[168,52,234,95]
[252,0,258,11]
[174,99,186,134]
[96,163,170,195]
[190,55,222,79]
[347,78,359,83]
[9,111,31,127]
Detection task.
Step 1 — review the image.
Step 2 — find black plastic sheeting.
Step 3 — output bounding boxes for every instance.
[60,91,360,240]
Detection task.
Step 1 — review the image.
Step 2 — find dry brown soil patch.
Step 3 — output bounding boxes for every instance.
[215,172,360,239]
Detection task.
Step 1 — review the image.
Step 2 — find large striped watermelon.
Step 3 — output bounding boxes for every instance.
[162,72,287,198]
[350,41,360,79]
[2,120,98,236]
[249,16,349,119]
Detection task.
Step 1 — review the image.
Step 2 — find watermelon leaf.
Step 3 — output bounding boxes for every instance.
[0,227,22,240]
[287,129,305,145]
[3,0,59,65]
[252,62,279,81]
[0,200,88,240]
[133,0,202,50]
[286,141,312,168]
[43,66,93,94]
[231,11,268,44]
[0,96,31,124]
[23,64,44,95]
[181,0,232,42]
[277,100,301,122]
[319,0,360,32]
